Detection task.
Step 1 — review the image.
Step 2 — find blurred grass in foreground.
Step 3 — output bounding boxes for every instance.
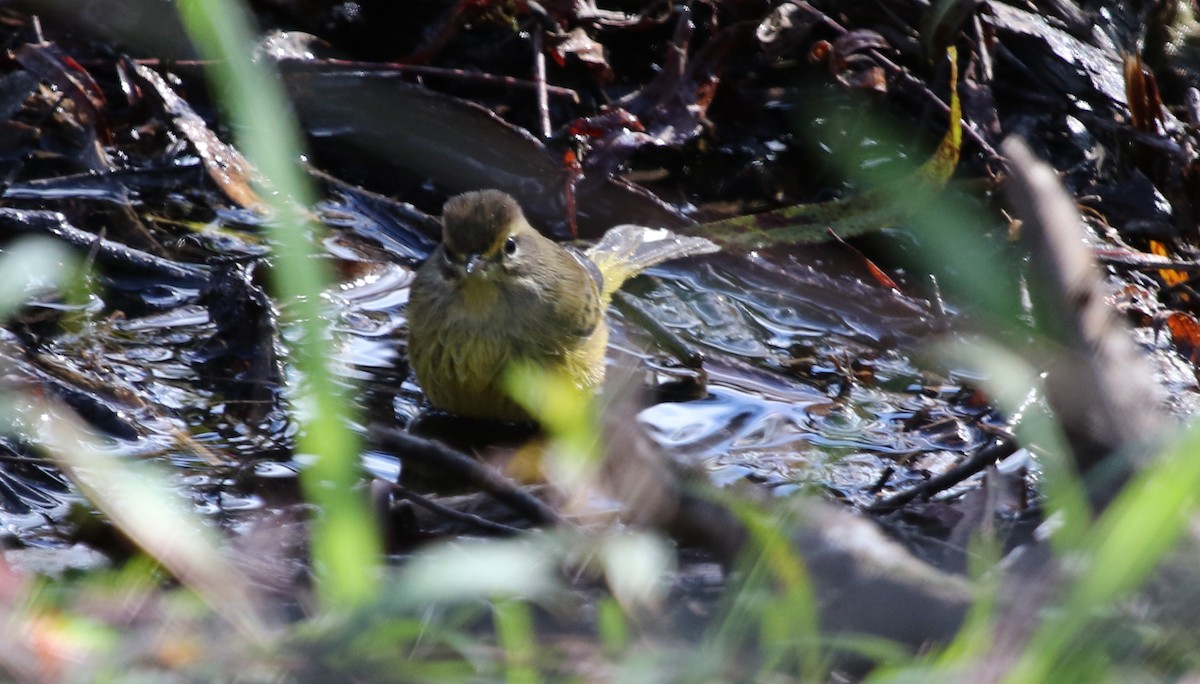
[0,1,1196,681]
[175,0,379,607]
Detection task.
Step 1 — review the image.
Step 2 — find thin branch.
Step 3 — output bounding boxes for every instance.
[369,424,563,526]
[389,483,527,536]
[867,437,1018,513]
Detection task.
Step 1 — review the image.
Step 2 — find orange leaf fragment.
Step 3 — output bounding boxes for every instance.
[1165,311,1200,363]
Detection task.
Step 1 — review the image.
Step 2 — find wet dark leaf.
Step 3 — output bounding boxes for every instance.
[12,42,110,144]
[0,437,71,519]
[196,260,284,425]
[919,0,984,62]
[0,70,39,123]
[986,2,1126,108]
[756,2,821,59]
[573,10,745,194]
[823,28,892,94]
[692,48,962,249]
[1086,171,1176,240]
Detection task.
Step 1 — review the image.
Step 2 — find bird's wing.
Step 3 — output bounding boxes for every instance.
[512,245,605,357]
[565,245,604,295]
[584,225,718,300]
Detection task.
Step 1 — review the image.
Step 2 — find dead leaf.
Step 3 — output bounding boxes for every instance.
[1149,239,1191,297]
[1164,311,1200,364]
[550,28,613,83]
[13,42,110,144]
[131,63,267,212]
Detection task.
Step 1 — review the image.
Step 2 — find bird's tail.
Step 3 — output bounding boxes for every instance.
[585,225,719,300]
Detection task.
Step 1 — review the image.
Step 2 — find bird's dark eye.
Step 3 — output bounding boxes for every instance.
[503,236,518,256]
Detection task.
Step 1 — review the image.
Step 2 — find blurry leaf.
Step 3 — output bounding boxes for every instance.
[493,598,538,684]
[505,362,595,459]
[0,395,272,645]
[1006,420,1200,683]
[26,610,117,682]
[712,499,824,681]
[600,532,674,614]
[394,540,559,605]
[176,0,379,608]
[504,362,601,504]
[0,237,77,320]
[696,47,962,248]
[596,598,628,655]
[935,337,1089,549]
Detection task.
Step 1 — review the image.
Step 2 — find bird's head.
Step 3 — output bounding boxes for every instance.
[439,189,534,279]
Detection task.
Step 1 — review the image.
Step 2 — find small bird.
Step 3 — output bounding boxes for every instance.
[406,190,718,421]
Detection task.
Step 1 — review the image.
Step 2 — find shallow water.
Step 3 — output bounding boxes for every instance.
[0,188,1002,556]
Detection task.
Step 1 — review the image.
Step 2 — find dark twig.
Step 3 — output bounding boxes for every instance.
[0,208,207,283]
[532,29,551,139]
[121,58,582,102]
[388,483,526,536]
[867,437,1019,513]
[286,59,581,102]
[370,424,562,526]
[1092,248,1200,273]
[611,289,704,368]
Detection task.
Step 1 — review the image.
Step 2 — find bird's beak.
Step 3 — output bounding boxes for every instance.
[464,253,486,275]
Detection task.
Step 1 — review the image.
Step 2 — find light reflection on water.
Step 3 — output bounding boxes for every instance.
[600,253,991,503]
[3,202,994,546]
[331,238,995,507]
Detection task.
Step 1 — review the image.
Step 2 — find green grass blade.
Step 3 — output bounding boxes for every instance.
[174,0,379,607]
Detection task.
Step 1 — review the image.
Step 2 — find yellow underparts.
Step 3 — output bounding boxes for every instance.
[412,312,608,422]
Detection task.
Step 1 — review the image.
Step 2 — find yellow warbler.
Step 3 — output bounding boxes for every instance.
[407,190,717,420]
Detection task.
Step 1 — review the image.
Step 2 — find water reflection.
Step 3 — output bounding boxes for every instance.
[1,195,993,549]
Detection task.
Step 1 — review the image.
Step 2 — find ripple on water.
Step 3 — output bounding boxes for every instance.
[629,258,989,502]
[15,212,988,544]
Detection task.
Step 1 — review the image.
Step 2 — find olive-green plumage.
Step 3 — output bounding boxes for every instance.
[407,190,717,421]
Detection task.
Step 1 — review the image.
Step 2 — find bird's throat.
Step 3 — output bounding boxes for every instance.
[457,273,501,314]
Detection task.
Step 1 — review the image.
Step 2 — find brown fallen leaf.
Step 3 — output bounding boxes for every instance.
[1149,239,1192,300]
[1164,311,1200,365]
[13,42,111,145]
[550,27,613,84]
[130,62,267,212]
